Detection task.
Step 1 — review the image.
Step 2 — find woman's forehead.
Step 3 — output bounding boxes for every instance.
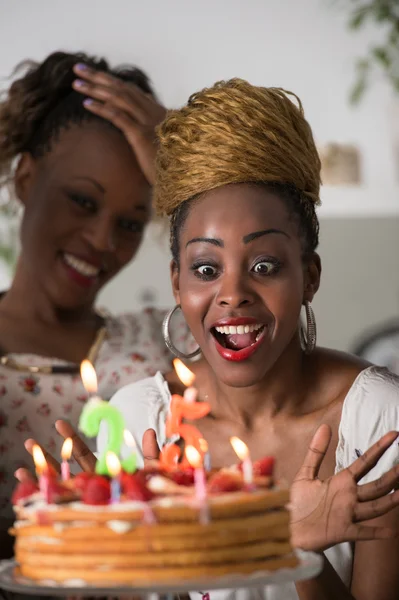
[182,184,295,239]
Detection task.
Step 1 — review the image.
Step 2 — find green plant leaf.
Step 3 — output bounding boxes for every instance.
[372,46,392,67]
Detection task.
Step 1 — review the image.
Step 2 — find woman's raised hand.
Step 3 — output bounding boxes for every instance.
[73,63,167,185]
[290,424,399,552]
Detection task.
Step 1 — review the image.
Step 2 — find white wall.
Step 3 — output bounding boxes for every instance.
[1,0,398,349]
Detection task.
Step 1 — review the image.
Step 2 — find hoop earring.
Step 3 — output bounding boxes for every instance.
[162,305,201,360]
[299,301,317,354]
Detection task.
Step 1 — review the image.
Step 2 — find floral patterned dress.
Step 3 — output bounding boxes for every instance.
[0,307,191,519]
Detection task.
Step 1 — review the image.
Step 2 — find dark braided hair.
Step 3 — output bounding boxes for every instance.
[0,51,155,189]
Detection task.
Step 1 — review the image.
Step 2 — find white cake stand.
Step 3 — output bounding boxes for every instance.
[0,551,322,597]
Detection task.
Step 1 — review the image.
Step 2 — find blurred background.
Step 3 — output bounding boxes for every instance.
[0,0,398,365]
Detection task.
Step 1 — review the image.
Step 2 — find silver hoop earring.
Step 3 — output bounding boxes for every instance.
[299,301,317,354]
[162,305,201,360]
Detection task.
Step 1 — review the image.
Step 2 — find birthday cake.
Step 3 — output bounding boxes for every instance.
[10,462,296,585]
[10,360,297,586]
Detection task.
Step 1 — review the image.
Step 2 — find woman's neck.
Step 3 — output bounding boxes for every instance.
[205,337,315,431]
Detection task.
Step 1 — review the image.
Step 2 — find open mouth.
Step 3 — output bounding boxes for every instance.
[210,323,267,362]
[61,252,103,287]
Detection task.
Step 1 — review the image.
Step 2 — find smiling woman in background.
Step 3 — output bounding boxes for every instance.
[0,50,192,556]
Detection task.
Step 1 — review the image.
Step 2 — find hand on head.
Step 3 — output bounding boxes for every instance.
[73,63,166,186]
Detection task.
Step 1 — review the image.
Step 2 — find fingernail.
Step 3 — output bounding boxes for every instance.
[75,62,89,71]
[83,98,94,106]
[74,79,86,88]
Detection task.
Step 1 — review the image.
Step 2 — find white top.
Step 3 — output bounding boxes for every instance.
[98,366,399,599]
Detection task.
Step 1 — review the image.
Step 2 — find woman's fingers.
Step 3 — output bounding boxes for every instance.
[14,467,36,483]
[55,420,96,473]
[358,463,399,502]
[297,424,332,480]
[72,63,165,124]
[354,489,399,522]
[24,438,61,474]
[142,428,160,467]
[347,431,399,483]
[73,79,149,124]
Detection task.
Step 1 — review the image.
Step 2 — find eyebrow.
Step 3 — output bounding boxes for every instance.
[243,229,290,243]
[72,176,105,193]
[186,237,224,248]
[186,229,289,248]
[71,176,148,213]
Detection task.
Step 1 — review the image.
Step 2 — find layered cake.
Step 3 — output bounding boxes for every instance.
[10,460,297,585]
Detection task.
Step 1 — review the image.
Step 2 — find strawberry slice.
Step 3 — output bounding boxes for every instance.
[253,457,275,477]
[12,480,39,504]
[123,472,154,502]
[208,472,243,493]
[73,472,93,494]
[168,468,195,486]
[47,480,70,503]
[83,475,111,505]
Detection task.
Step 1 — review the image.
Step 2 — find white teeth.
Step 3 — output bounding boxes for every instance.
[63,253,100,278]
[215,323,264,335]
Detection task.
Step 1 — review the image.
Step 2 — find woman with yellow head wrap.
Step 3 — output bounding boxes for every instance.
[100,79,399,599]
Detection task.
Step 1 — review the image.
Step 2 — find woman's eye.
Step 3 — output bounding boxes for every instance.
[252,261,278,275]
[193,264,217,279]
[69,193,96,212]
[118,218,145,234]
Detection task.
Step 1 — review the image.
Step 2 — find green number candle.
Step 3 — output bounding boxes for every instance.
[79,360,137,476]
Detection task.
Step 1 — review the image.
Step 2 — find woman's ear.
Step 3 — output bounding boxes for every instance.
[14,153,36,206]
[303,252,321,303]
[170,259,181,305]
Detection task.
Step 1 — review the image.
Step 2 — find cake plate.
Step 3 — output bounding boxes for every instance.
[0,551,322,597]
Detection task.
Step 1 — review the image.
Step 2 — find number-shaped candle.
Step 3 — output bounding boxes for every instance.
[79,360,136,475]
[160,360,210,470]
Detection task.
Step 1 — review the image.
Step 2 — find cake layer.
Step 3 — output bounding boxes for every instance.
[16,488,289,524]
[18,554,299,584]
[17,539,293,568]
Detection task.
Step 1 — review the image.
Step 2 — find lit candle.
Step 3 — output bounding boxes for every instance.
[161,360,211,471]
[32,444,50,503]
[123,430,137,474]
[173,359,197,403]
[185,445,209,525]
[79,360,129,476]
[106,451,121,504]
[199,438,211,472]
[230,437,254,487]
[61,437,73,481]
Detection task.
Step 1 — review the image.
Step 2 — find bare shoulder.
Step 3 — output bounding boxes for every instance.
[310,347,399,405]
[305,347,371,410]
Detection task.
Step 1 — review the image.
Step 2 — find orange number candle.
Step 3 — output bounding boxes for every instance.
[160,359,210,470]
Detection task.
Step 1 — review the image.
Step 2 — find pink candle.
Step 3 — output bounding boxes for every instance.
[61,437,73,481]
[32,445,50,503]
[230,436,254,487]
[185,445,209,524]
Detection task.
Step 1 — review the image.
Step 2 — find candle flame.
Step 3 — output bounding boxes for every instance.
[173,358,195,387]
[199,438,208,453]
[80,359,98,395]
[123,430,136,449]
[61,437,73,461]
[32,444,47,474]
[230,437,249,461]
[106,451,121,478]
[185,445,202,469]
